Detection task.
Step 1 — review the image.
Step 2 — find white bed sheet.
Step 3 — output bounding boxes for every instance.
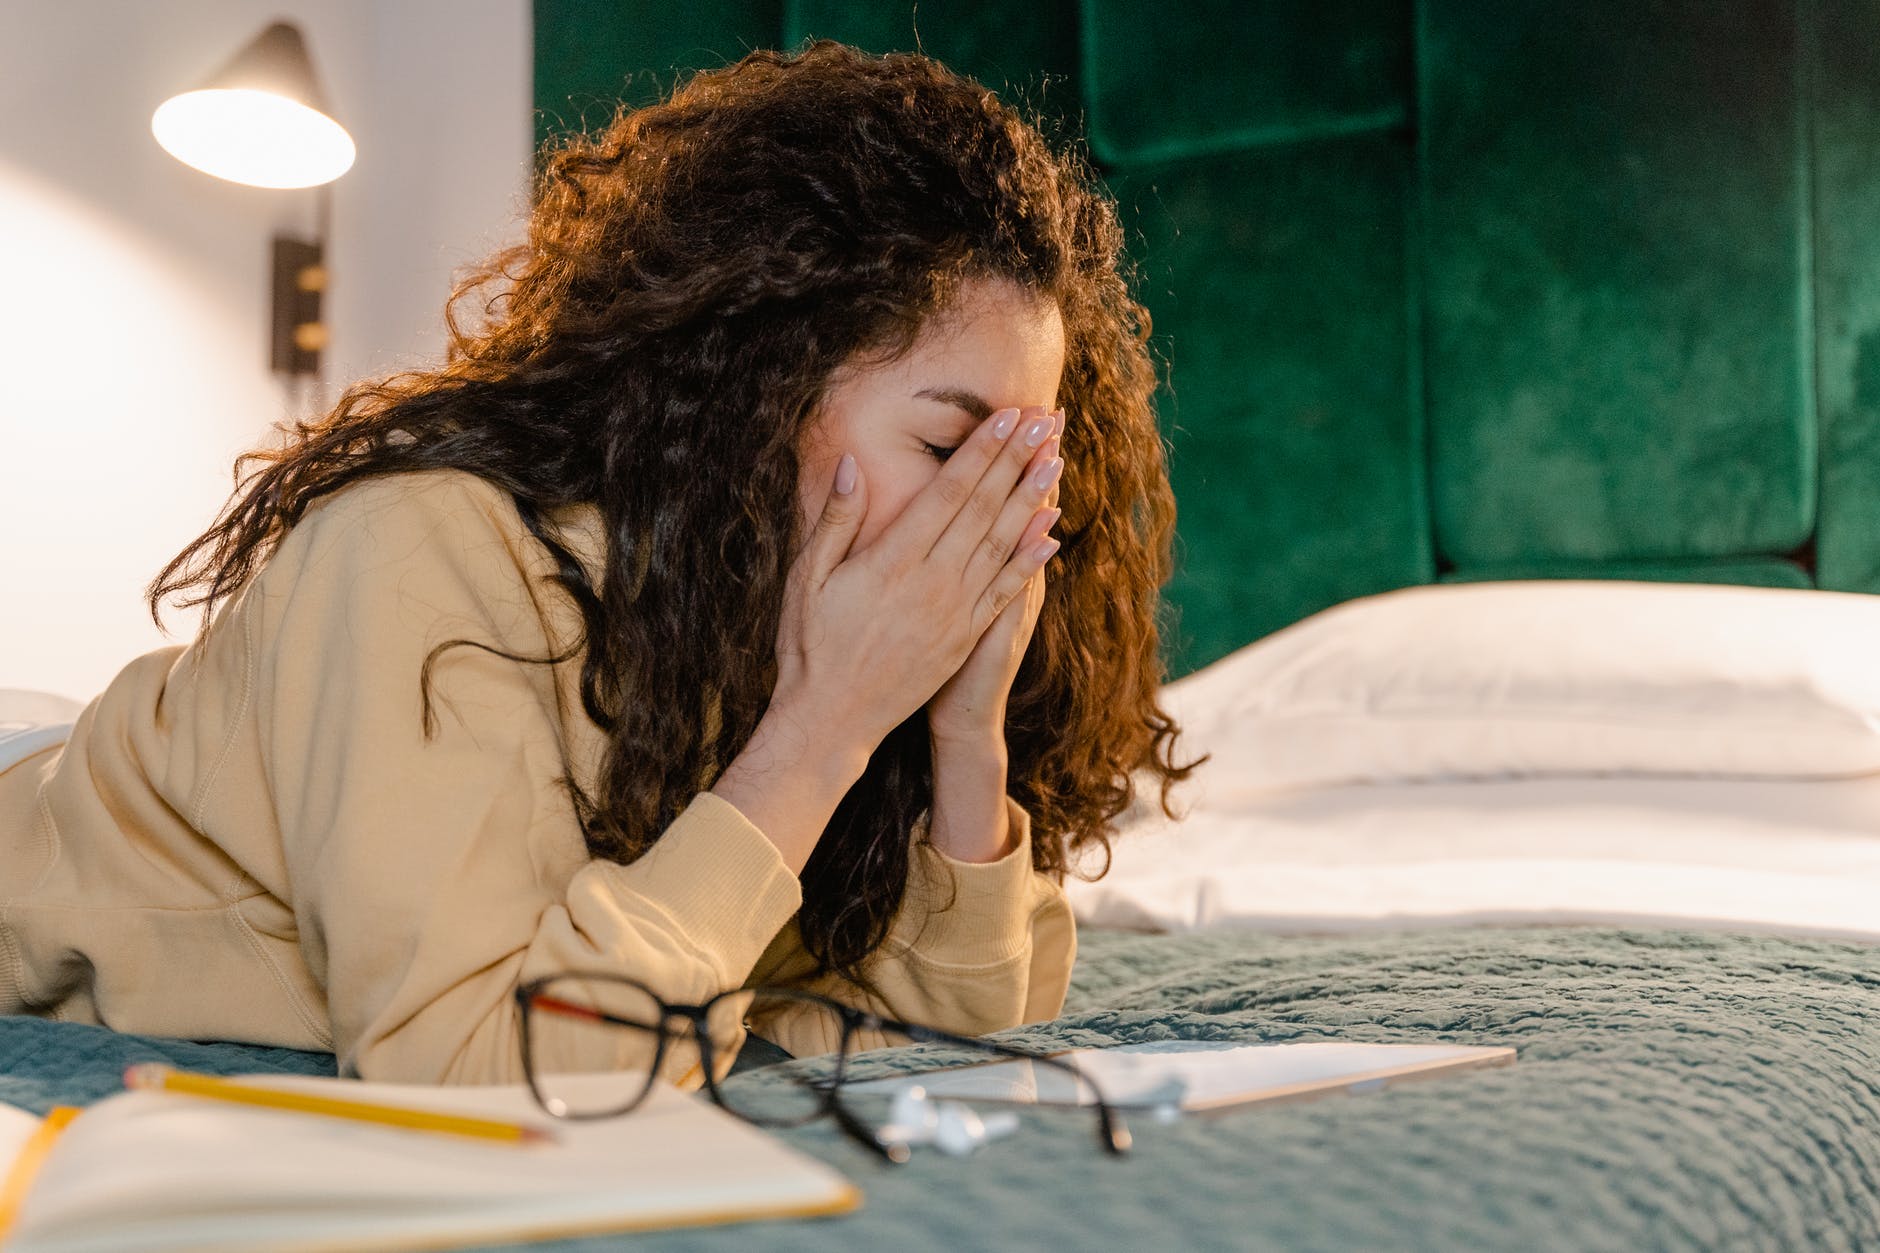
[1067,774,1880,942]
[0,689,84,774]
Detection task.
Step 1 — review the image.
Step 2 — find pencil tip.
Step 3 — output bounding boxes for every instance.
[520,1127,559,1146]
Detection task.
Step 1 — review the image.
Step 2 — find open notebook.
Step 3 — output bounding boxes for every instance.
[0,1073,859,1253]
[845,1040,1517,1112]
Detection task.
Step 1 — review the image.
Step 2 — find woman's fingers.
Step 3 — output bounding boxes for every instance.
[775,407,1064,754]
[927,406,1060,573]
[974,514,1058,634]
[977,411,1063,628]
[1017,503,1061,554]
[867,404,1045,571]
[793,453,867,593]
[955,447,1060,587]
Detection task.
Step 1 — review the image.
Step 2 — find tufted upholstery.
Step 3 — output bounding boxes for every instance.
[534,0,1880,677]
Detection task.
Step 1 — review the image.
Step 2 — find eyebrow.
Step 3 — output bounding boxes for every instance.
[912,386,995,422]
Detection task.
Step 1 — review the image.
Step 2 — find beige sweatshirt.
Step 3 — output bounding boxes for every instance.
[0,469,1075,1086]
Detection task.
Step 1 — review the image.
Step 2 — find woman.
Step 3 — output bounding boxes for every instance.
[0,41,1192,1086]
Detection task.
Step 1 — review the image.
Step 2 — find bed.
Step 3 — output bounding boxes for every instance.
[8,0,1875,1244]
[5,578,1877,1250]
[3,923,1872,1251]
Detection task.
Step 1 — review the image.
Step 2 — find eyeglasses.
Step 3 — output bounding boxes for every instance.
[513,972,1132,1163]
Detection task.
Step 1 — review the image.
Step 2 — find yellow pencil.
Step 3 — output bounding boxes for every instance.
[0,1105,80,1241]
[122,1064,556,1146]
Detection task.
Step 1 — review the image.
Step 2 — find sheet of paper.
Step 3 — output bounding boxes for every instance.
[844,1040,1514,1109]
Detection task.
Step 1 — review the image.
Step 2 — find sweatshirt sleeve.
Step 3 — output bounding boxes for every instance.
[251,472,803,1085]
[751,796,1077,1056]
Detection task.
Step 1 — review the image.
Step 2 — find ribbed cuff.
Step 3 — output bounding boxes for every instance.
[892,795,1044,966]
[597,791,802,984]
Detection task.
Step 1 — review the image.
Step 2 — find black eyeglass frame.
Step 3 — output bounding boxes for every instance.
[513,971,1132,1163]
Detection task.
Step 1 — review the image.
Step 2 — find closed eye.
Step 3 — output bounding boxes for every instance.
[921,441,960,463]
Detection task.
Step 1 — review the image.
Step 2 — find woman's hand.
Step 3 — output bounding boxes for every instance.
[773,404,1063,758]
[926,406,1062,748]
[716,404,1060,872]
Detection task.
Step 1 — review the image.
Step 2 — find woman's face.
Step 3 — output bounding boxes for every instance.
[798,275,1066,556]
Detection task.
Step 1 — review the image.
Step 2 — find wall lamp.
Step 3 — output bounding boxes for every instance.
[151,21,352,377]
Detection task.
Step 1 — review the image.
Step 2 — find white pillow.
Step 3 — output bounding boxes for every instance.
[1162,581,1880,793]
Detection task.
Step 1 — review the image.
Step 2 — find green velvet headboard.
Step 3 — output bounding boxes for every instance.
[533,0,1880,679]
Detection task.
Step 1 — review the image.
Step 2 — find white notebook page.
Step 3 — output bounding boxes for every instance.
[845,1040,1515,1109]
[7,1074,855,1253]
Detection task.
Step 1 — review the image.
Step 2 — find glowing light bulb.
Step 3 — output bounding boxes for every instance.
[152,88,354,189]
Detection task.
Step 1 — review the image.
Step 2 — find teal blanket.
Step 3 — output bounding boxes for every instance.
[4,925,1874,1251]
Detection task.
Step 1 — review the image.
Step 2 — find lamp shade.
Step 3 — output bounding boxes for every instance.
[152,22,355,189]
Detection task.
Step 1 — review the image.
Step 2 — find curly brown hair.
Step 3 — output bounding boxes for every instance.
[146,39,1199,981]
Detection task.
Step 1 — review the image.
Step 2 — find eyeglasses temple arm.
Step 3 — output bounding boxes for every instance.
[526,992,657,1034]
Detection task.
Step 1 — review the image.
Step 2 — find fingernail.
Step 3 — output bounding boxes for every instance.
[1024,506,1063,546]
[1051,408,1065,436]
[1023,416,1052,447]
[1034,536,1061,563]
[1031,457,1063,492]
[834,452,857,495]
[991,408,1020,439]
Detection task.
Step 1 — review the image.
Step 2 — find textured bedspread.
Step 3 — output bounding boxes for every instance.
[3,925,1874,1251]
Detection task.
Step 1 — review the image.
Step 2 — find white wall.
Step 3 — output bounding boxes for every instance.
[0,0,533,701]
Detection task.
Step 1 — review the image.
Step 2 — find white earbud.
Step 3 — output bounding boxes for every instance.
[889,1084,939,1137]
[931,1100,1019,1156]
[876,1085,1021,1158]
